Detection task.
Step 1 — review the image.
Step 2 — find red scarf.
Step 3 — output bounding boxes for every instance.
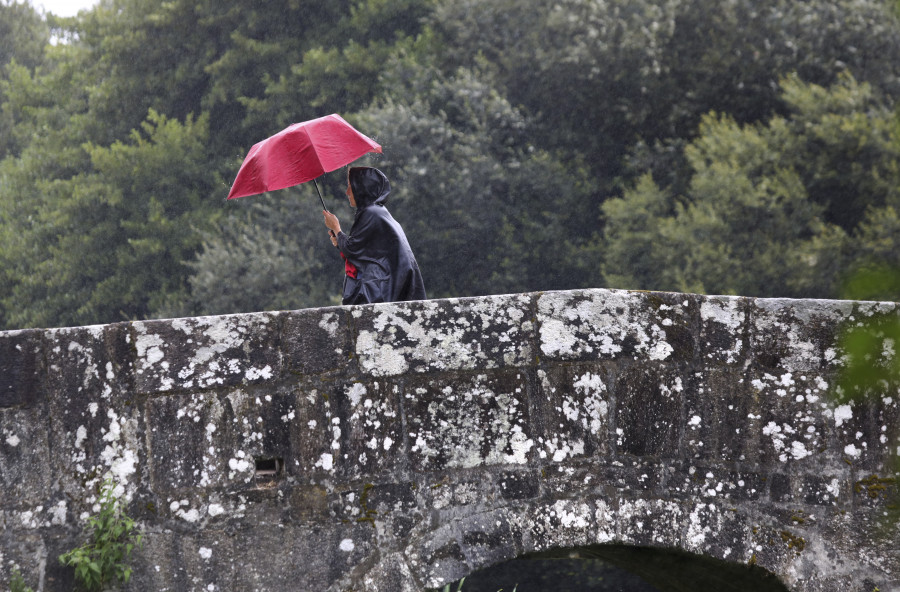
[340,252,357,278]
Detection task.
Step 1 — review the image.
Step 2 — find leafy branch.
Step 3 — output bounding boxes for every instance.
[59,478,143,591]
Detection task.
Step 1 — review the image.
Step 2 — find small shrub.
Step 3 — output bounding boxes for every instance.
[9,567,34,592]
[59,478,143,591]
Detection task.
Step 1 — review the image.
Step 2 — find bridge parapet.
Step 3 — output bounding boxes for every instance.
[0,289,897,591]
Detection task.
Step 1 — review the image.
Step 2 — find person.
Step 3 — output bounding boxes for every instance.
[322,166,426,305]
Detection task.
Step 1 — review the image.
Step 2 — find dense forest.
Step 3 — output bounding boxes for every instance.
[2,0,900,330]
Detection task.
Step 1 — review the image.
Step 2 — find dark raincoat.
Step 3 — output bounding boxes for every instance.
[335,167,426,305]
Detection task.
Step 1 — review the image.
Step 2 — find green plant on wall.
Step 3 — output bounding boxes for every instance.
[59,478,143,591]
[9,567,34,592]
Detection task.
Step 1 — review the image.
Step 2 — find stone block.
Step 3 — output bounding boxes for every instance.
[351,294,534,377]
[698,296,752,366]
[616,498,684,547]
[614,363,685,458]
[748,370,833,470]
[518,499,599,551]
[536,289,697,363]
[679,501,750,562]
[43,324,145,505]
[360,552,420,592]
[458,508,522,573]
[403,370,534,471]
[540,462,602,498]
[534,364,613,462]
[281,306,353,376]
[498,470,540,501]
[283,378,335,479]
[832,394,900,472]
[749,298,853,372]
[321,378,405,481]
[0,329,44,408]
[799,472,850,506]
[667,464,766,503]
[407,524,470,589]
[684,368,761,464]
[145,390,237,493]
[131,312,281,394]
[0,406,51,510]
[593,460,663,496]
[427,472,498,511]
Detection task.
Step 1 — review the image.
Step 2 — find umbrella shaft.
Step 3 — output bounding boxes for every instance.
[313,178,328,211]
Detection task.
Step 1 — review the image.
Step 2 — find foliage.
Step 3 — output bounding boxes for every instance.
[427,0,900,182]
[173,186,343,317]
[9,567,34,592]
[58,478,143,592]
[357,60,595,299]
[0,109,218,328]
[3,0,900,328]
[426,576,518,592]
[834,266,900,400]
[602,74,900,298]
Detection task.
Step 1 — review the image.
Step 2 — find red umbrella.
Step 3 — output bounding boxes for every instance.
[226,113,382,208]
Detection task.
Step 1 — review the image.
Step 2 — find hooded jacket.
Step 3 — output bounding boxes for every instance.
[335,167,426,305]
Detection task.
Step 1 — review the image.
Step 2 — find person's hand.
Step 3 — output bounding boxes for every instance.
[323,210,341,235]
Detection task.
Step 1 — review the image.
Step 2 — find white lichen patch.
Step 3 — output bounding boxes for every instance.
[319,312,341,337]
[316,452,334,472]
[133,313,274,391]
[753,299,853,370]
[134,329,166,369]
[409,376,533,469]
[526,500,596,550]
[833,404,853,427]
[537,290,679,361]
[355,296,533,377]
[700,297,744,332]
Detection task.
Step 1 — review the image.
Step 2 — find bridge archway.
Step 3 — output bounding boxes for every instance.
[442,543,789,592]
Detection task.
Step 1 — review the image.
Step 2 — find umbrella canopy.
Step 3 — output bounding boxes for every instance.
[226,114,382,200]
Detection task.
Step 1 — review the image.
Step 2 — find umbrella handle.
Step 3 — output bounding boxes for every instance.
[313,177,336,238]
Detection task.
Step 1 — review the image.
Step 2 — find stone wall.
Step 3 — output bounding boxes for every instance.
[0,289,898,591]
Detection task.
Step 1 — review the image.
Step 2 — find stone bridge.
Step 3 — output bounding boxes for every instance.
[0,289,898,591]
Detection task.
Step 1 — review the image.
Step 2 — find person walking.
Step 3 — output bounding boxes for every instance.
[323,167,426,305]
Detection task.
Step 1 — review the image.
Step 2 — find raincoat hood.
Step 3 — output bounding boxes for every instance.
[349,166,391,208]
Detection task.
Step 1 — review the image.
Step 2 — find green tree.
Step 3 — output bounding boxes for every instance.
[1,110,217,328]
[171,188,343,317]
[602,74,900,298]
[428,0,900,188]
[0,1,48,72]
[358,60,594,297]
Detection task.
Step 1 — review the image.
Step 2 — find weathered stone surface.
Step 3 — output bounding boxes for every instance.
[352,295,535,377]
[132,313,281,394]
[281,306,353,375]
[537,290,697,363]
[0,405,51,510]
[404,370,533,471]
[1,288,898,592]
[615,363,686,457]
[0,329,43,408]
